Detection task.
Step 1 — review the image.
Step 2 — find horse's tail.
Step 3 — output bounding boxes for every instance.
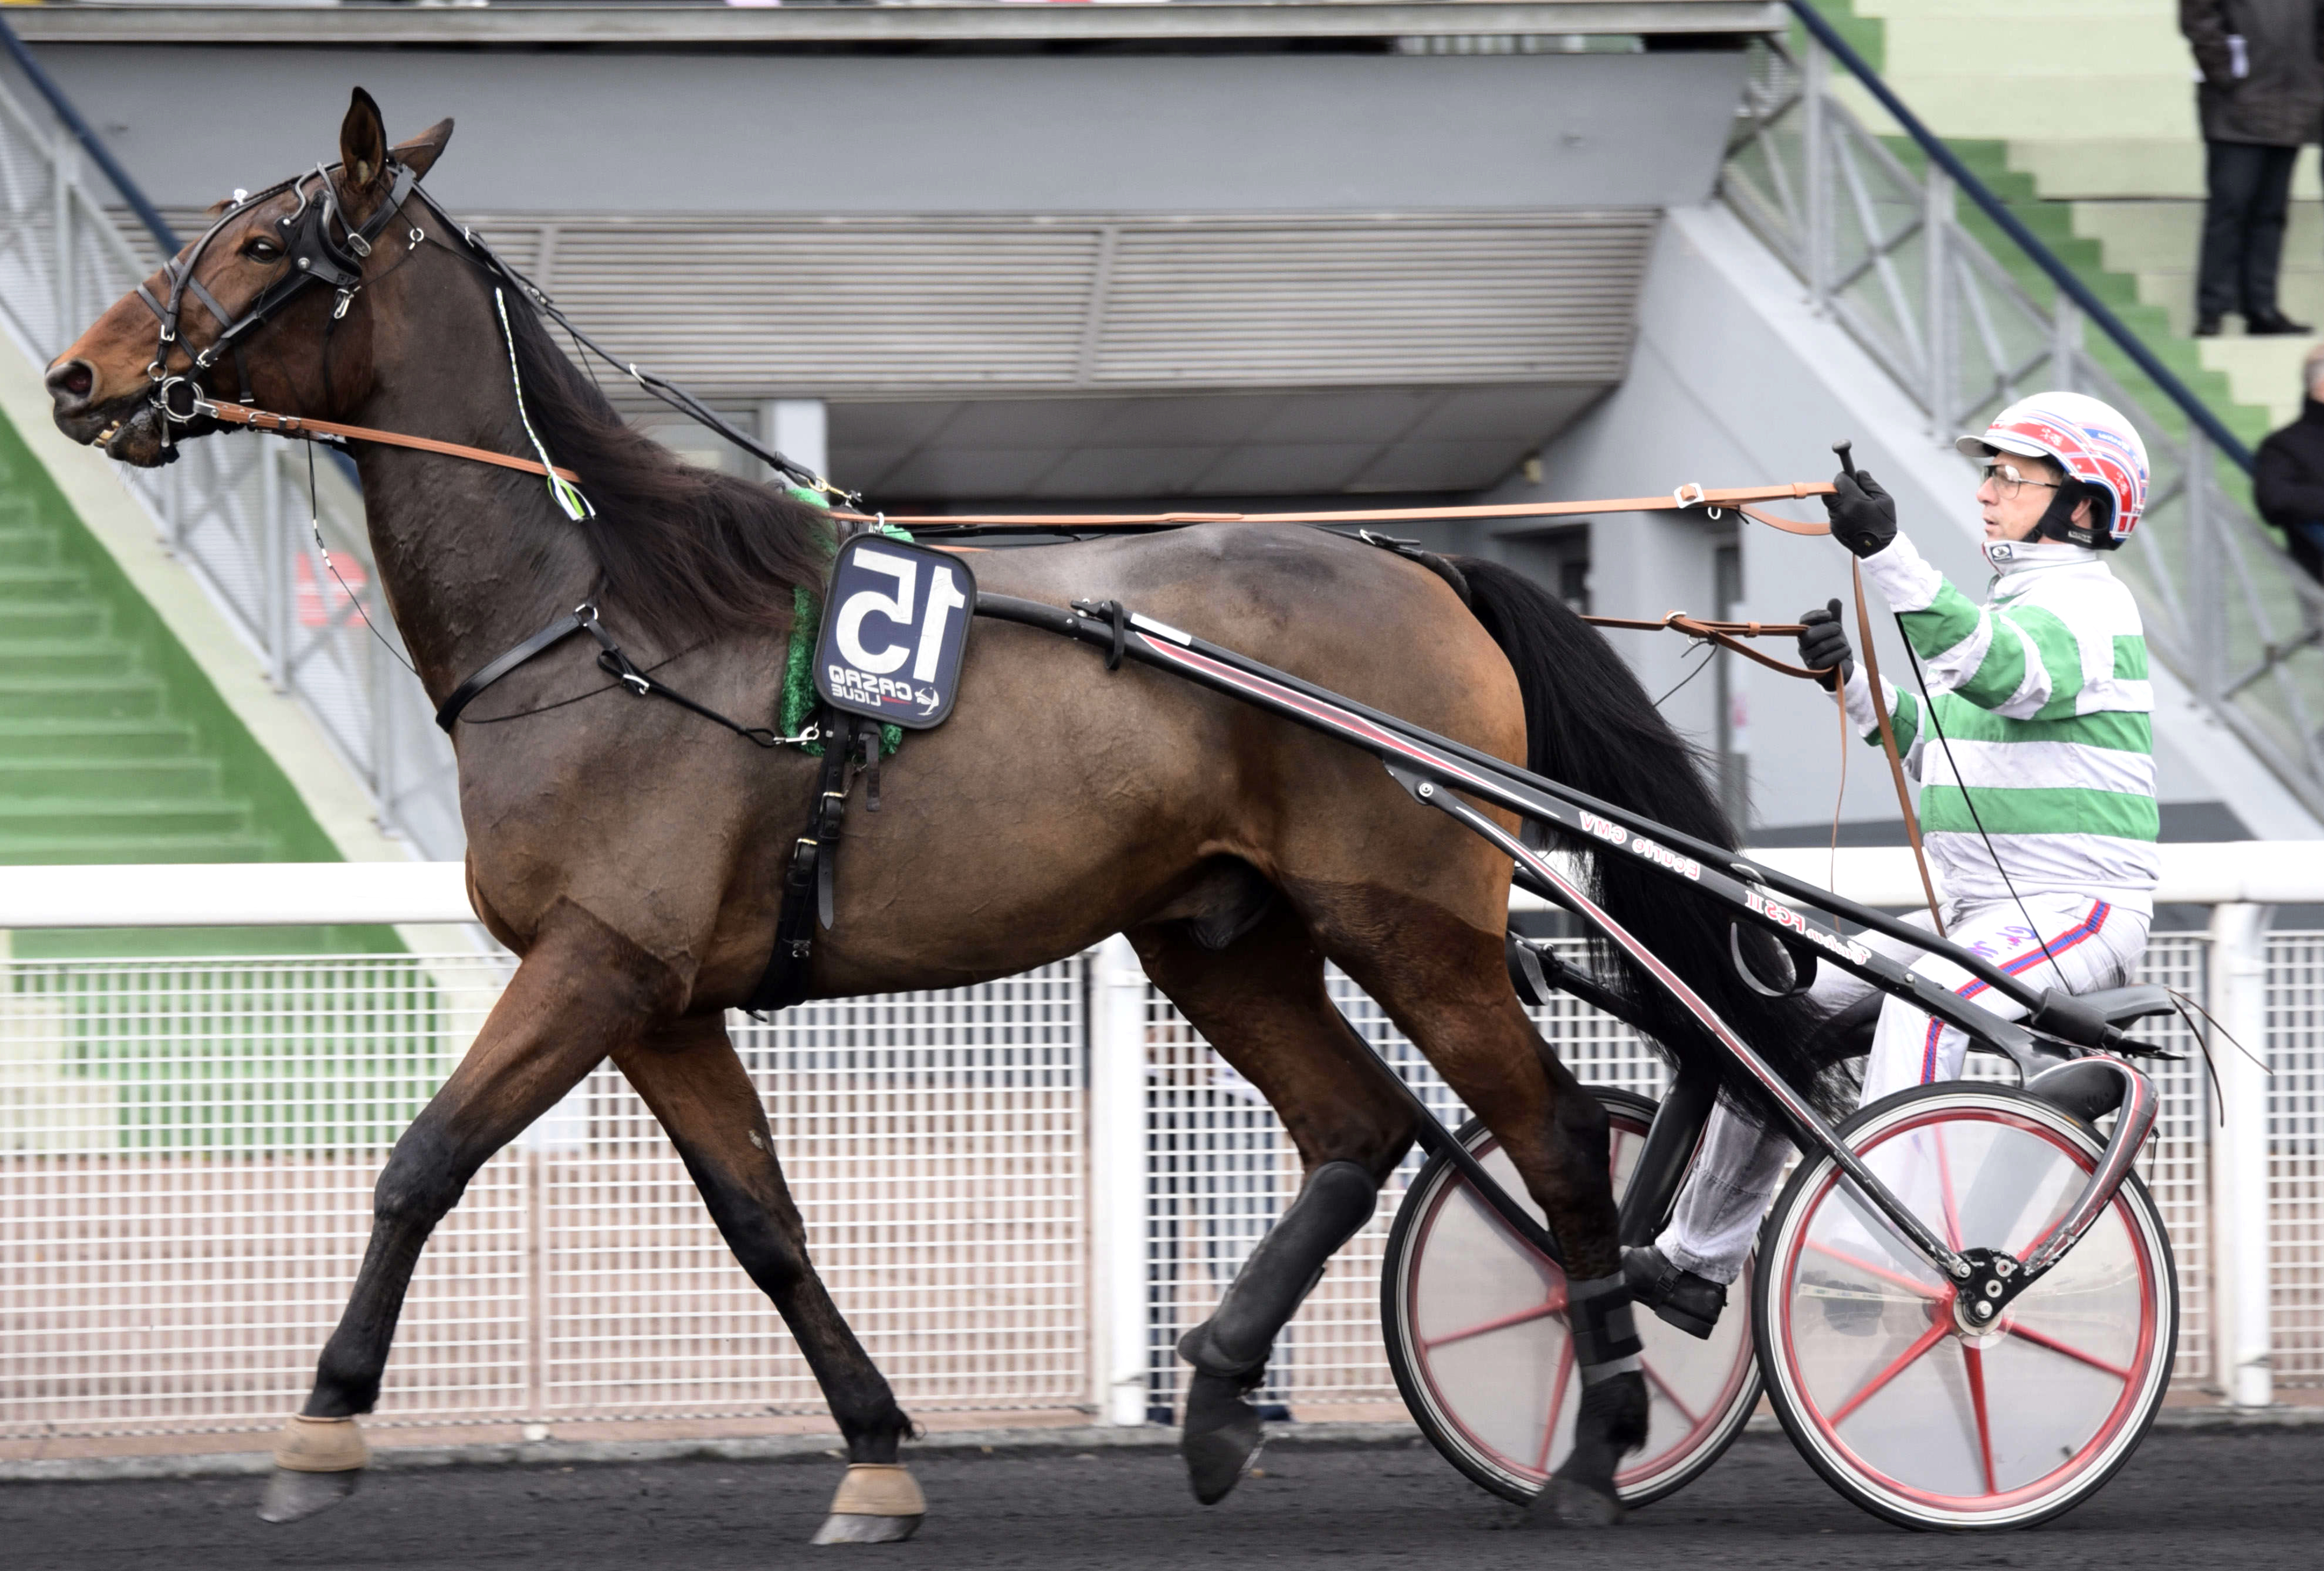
[1449,555,1831,1118]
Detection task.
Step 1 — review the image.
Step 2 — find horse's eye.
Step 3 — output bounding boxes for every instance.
[244,238,282,264]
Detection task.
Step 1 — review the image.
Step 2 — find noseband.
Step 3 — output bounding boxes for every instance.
[134,159,417,442]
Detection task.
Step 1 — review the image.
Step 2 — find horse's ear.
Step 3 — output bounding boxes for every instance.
[392,118,455,180]
[339,87,388,195]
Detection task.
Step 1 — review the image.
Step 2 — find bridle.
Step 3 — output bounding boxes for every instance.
[135,158,418,444]
[130,151,836,503]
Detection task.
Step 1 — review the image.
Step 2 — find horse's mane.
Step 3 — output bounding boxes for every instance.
[500,295,833,647]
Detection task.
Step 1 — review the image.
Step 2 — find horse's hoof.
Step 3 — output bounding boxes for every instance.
[1181,1371,1265,1505]
[811,1462,925,1545]
[257,1413,368,1523]
[257,1466,360,1523]
[812,1512,922,1545]
[1537,1475,1624,1529]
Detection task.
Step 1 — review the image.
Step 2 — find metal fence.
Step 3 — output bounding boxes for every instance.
[0,65,463,859]
[0,930,2281,1444]
[1720,35,2324,822]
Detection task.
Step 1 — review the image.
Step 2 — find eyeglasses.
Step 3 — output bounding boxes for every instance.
[1979,459,2061,500]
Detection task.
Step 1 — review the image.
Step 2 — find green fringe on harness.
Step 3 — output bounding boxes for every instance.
[780,493,905,758]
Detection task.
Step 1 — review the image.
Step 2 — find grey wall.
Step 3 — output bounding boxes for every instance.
[39,47,1748,215]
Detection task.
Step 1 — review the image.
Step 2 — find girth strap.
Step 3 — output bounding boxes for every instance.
[746,711,861,1017]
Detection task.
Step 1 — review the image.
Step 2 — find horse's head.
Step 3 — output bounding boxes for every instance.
[46,88,451,467]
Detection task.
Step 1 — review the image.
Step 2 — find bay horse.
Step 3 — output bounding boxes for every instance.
[44,91,1824,1538]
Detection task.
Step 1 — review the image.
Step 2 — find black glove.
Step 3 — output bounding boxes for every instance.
[1798,598,1854,691]
[1824,468,1898,558]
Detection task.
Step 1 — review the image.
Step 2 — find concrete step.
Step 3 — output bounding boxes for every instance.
[0,640,138,680]
[0,756,223,800]
[0,797,256,845]
[1857,1,2174,15]
[0,717,202,761]
[2195,336,2323,432]
[1837,75,2199,145]
[1875,14,2190,73]
[0,677,166,722]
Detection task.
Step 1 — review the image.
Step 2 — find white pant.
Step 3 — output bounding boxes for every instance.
[1655,892,2150,1284]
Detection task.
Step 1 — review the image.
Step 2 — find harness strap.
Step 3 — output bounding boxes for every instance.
[747,711,860,1017]
[200,398,581,483]
[433,608,588,732]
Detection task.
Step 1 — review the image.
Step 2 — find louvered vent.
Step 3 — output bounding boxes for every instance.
[151,209,1655,399]
[1092,217,1652,386]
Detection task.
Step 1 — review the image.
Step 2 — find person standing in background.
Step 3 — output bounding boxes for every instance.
[2182,1,2324,337]
[2254,343,2324,579]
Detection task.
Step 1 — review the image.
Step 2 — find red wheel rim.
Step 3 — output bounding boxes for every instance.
[1773,1105,2164,1521]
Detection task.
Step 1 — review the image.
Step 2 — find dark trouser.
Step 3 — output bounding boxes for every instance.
[2199,140,2301,321]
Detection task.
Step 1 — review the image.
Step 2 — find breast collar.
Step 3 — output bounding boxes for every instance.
[134,159,418,437]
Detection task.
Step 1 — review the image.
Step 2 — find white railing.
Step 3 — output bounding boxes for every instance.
[0,851,2313,1442]
[1721,34,2324,822]
[0,62,463,859]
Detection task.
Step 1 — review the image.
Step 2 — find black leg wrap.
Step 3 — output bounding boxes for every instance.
[1533,1273,1647,1529]
[1564,1272,1644,1386]
[1177,1160,1380,1379]
[1176,1160,1380,1504]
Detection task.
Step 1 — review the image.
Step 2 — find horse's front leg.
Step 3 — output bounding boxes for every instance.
[259,898,678,1524]
[612,1013,919,1544]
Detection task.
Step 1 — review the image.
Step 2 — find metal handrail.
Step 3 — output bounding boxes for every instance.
[0,16,175,254]
[1785,0,2254,472]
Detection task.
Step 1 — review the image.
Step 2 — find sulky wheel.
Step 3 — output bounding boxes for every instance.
[1382,1087,1762,1509]
[1752,1082,2177,1531]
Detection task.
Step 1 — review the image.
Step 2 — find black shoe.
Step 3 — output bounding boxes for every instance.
[2249,311,2315,336]
[2195,314,2225,337]
[1797,1271,1885,1336]
[1621,1245,1725,1340]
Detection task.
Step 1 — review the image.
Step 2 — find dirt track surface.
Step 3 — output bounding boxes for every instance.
[7,1428,2323,1571]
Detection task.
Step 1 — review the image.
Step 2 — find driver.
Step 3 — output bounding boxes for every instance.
[1624,390,2161,1337]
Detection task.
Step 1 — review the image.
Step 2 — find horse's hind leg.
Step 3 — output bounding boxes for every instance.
[260,900,677,1524]
[1306,891,1647,1527]
[612,1014,919,1544]
[1131,901,1419,1505]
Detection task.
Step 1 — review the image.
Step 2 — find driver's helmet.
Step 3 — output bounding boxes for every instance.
[1954,392,2149,549]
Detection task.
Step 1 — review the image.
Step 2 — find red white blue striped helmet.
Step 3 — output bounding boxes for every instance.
[1955,392,2149,548]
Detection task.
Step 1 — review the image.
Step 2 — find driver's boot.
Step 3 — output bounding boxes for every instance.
[1622,1244,1725,1340]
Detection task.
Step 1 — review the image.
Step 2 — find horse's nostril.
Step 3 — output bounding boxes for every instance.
[49,362,94,400]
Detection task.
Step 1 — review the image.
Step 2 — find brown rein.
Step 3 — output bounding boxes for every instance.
[830,482,1837,534]
[197,398,582,484]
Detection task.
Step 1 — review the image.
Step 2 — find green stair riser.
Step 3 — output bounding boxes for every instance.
[0,719,205,760]
[0,800,257,841]
[0,643,139,680]
[0,681,166,721]
[0,605,109,640]
[0,531,61,568]
[0,758,223,798]
[0,835,281,866]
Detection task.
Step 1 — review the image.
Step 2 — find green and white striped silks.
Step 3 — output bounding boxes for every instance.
[1839,533,2159,916]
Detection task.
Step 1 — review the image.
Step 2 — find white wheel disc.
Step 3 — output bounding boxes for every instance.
[1386,1097,1760,1505]
[1758,1087,2175,1530]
